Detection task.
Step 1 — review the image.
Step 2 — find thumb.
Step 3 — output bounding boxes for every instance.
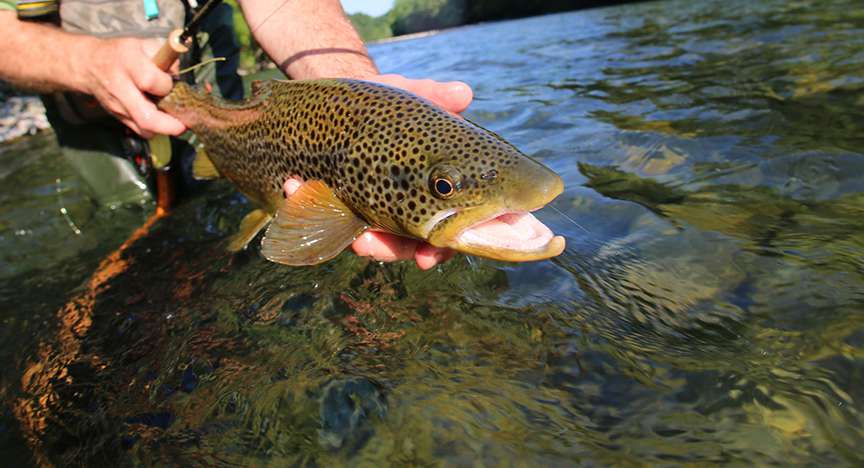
[283,177,304,197]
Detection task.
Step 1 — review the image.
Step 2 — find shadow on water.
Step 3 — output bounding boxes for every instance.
[2,0,864,465]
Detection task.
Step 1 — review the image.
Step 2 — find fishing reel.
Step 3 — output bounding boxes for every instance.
[121,131,158,190]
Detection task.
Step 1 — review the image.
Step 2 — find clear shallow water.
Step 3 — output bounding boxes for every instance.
[2,0,864,464]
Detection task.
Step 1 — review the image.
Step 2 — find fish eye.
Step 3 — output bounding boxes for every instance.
[429,165,463,199]
[433,178,455,198]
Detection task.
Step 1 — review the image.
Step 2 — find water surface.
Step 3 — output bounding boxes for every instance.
[2,0,863,464]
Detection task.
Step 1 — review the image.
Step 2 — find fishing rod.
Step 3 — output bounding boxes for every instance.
[149,0,224,213]
[153,0,224,71]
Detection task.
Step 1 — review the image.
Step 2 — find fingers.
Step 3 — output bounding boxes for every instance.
[350,231,456,269]
[119,79,185,136]
[139,38,181,75]
[283,179,422,263]
[133,62,175,97]
[93,88,148,136]
[283,177,304,197]
[370,74,474,116]
[138,38,164,60]
[85,38,186,137]
[415,244,457,270]
[409,80,473,115]
[351,231,420,262]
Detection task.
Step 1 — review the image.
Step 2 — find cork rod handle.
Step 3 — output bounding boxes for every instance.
[150,29,189,213]
[152,29,190,71]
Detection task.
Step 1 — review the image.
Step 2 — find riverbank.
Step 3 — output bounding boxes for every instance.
[369,29,442,44]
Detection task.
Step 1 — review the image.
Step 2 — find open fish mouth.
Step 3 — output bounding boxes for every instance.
[424,167,566,262]
[451,211,566,262]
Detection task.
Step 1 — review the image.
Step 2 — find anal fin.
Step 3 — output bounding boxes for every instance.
[261,180,368,266]
[228,209,272,252]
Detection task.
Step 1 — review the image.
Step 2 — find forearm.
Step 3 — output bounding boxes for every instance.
[0,12,96,93]
[238,0,378,79]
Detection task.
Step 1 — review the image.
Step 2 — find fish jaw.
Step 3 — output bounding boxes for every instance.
[451,211,566,261]
[426,173,566,262]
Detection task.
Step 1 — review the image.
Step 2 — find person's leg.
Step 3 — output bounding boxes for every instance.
[200,2,244,100]
[43,97,153,207]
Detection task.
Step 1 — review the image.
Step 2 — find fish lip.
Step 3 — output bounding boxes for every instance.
[437,207,566,262]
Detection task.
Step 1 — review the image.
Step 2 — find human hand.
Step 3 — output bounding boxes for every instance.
[79,37,186,138]
[365,74,473,116]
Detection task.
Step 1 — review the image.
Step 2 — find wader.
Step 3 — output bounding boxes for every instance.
[16,0,242,207]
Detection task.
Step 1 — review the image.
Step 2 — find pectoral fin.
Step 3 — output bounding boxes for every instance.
[192,148,221,180]
[228,209,272,252]
[261,180,368,266]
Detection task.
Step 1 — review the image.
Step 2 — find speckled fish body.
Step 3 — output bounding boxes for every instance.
[158,79,565,265]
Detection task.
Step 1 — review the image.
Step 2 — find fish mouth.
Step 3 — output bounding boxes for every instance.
[448,210,566,262]
[425,170,566,262]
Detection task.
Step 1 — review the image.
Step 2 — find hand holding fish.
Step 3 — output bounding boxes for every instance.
[160,79,565,268]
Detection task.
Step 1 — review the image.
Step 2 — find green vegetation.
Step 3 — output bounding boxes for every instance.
[224,0,262,72]
[467,0,580,22]
[348,12,393,42]
[386,0,465,37]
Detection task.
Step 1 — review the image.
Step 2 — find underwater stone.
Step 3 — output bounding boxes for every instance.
[318,377,388,453]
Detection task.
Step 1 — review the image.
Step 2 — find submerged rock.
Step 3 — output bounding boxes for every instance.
[318,377,387,453]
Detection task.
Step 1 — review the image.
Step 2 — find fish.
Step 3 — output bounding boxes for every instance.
[157,79,565,265]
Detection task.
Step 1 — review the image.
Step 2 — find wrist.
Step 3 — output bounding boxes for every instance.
[68,35,102,94]
[333,54,379,80]
[281,49,379,80]
[344,66,381,81]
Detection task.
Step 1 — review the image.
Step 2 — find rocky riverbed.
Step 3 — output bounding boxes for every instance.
[0,96,51,143]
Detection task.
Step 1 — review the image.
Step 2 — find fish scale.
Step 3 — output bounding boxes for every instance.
[158,79,565,265]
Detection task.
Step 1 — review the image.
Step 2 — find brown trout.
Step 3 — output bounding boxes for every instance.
[158,79,565,265]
